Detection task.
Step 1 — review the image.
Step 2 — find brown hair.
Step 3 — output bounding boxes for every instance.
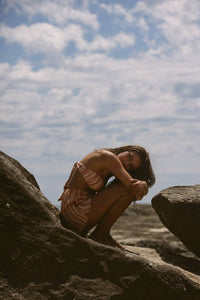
[105,145,155,187]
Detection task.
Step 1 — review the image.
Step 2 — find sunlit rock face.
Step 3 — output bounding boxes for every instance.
[0,151,200,300]
[152,185,200,258]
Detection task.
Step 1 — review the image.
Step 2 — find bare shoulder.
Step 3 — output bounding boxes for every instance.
[81,149,120,170]
[81,149,113,163]
[98,149,121,168]
[97,149,117,160]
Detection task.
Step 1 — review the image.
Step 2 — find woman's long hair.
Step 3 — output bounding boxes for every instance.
[105,145,155,187]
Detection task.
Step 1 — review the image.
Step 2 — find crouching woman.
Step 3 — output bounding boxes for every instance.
[58,145,155,249]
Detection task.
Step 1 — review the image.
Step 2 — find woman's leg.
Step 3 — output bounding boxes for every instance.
[89,193,133,248]
[82,182,135,247]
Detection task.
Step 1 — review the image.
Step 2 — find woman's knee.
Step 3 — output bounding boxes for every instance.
[108,182,135,202]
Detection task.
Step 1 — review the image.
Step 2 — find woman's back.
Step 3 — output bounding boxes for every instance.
[67,150,111,191]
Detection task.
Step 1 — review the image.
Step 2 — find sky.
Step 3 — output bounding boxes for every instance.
[0,0,200,206]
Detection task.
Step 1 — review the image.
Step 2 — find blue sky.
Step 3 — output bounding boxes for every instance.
[1,0,200,206]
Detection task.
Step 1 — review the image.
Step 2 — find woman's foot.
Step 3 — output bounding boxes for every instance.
[89,231,111,246]
[107,234,125,250]
[89,231,124,250]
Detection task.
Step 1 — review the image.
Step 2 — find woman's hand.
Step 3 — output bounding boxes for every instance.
[128,179,148,200]
[101,151,148,199]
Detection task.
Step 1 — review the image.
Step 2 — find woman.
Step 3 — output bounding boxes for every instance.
[58,145,155,249]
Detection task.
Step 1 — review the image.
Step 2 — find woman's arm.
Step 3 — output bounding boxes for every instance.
[103,151,148,199]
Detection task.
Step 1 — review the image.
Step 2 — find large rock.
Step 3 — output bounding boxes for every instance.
[1,151,200,299]
[152,185,200,258]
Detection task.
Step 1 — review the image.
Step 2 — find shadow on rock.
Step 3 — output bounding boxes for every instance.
[136,240,200,276]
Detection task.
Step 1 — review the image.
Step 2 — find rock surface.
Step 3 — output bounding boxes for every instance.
[111,205,200,287]
[0,151,200,300]
[152,185,200,258]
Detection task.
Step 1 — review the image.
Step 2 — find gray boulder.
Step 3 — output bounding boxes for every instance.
[0,151,200,300]
[152,185,200,258]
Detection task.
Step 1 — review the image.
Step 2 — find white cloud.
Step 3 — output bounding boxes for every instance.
[99,3,134,23]
[5,0,99,29]
[133,0,200,53]
[0,23,86,55]
[98,1,200,56]
[1,0,200,204]
[83,32,135,52]
[137,17,149,32]
[0,23,135,56]
[1,55,200,147]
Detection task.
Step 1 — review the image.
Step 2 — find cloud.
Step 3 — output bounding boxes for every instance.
[1,0,200,204]
[5,0,99,29]
[0,23,135,57]
[82,32,135,52]
[98,0,200,56]
[1,55,199,156]
[99,3,134,23]
[0,23,84,55]
[175,83,200,100]
[133,0,200,53]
